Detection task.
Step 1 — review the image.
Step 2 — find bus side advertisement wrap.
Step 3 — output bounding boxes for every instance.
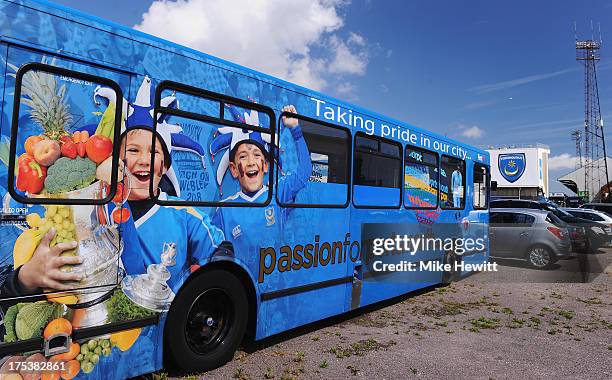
[0,1,489,378]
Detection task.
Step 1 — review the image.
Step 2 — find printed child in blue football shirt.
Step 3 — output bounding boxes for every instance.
[212,105,312,260]
[451,164,463,208]
[117,126,224,292]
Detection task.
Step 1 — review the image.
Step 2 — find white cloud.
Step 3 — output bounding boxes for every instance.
[469,68,577,94]
[549,153,579,170]
[336,82,356,95]
[328,34,369,75]
[134,0,369,91]
[460,125,484,139]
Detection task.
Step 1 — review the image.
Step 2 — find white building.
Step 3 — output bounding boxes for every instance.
[557,156,612,202]
[486,144,550,199]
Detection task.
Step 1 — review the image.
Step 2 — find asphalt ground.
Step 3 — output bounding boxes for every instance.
[164,250,611,380]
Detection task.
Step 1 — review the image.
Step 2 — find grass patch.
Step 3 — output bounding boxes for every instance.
[328,339,396,358]
[558,310,575,320]
[577,297,603,305]
[509,318,525,328]
[470,317,500,331]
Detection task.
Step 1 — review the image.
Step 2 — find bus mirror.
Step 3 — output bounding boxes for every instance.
[491,181,498,191]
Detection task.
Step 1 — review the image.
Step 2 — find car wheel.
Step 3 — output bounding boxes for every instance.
[164,269,248,373]
[526,246,555,269]
[441,249,461,285]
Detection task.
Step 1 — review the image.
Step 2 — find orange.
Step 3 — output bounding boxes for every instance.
[52,342,80,361]
[60,360,80,380]
[25,135,44,156]
[43,318,73,340]
[110,328,141,352]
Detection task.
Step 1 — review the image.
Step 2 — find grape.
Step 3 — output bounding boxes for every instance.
[53,214,63,224]
[88,339,98,350]
[62,220,71,230]
[94,346,102,355]
[102,348,111,357]
[90,354,99,364]
[59,208,70,218]
[81,344,90,355]
[100,340,110,349]
[76,354,84,361]
[46,205,58,217]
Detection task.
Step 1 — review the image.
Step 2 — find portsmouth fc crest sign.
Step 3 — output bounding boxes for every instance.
[498,153,526,183]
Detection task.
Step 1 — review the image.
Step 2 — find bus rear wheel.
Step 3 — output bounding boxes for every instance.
[441,249,460,285]
[165,269,248,373]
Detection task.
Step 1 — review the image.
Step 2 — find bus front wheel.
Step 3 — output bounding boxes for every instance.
[165,269,248,373]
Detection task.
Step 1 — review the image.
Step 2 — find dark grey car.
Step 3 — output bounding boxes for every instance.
[489,209,571,269]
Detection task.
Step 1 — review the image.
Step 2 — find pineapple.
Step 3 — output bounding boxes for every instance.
[9,57,72,140]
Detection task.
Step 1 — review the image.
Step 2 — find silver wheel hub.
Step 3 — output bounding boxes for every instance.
[530,248,549,267]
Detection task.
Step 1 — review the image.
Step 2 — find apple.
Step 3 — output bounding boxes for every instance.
[86,135,113,164]
[32,139,61,166]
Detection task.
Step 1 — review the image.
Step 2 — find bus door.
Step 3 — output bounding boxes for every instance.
[0,46,129,346]
[463,162,490,265]
[261,113,352,335]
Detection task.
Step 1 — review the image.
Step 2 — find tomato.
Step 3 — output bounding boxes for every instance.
[85,135,113,164]
[112,208,131,224]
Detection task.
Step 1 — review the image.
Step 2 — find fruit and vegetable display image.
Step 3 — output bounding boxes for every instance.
[14,66,115,197]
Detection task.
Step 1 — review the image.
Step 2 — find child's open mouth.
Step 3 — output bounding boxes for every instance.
[246,169,258,178]
[133,171,151,183]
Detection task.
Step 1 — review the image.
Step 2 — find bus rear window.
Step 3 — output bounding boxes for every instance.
[473,163,489,209]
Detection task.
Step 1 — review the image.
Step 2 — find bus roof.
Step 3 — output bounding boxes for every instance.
[5,0,489,162]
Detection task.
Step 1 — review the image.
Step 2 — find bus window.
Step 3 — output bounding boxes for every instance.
[276,114,350,207]
[473,163,489,209]
[404,146,438,209]
[8,63,124,205]
[152,81,276,207]
[353,133,402,208]
[440,155,465,209]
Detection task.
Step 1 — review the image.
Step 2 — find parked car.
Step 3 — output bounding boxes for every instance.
[563,208,612,248]
[580,203,612,217]
[489,209,571,269]
[490,199,589,252]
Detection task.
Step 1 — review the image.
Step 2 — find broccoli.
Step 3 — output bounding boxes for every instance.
[45,156,96,194]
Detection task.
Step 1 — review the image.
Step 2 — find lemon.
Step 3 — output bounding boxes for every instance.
[13,229,43,267]
[25,213,42,228]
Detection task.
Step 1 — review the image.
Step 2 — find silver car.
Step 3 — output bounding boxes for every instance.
[489,208,571,269]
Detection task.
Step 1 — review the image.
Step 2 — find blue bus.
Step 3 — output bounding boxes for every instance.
[0,1,490,378]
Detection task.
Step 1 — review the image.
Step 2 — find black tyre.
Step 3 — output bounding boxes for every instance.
[441,249,461,285]
[526,245,555,269]
[164,269,248,373]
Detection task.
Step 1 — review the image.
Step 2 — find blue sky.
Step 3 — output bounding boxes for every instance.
[51,0,612,193]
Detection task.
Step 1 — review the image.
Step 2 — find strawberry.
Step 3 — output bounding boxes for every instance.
[77,142,87,158]
[60,135,74,144]
[61,141,77,159]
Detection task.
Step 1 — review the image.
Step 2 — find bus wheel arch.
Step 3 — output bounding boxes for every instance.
[163,263,256,373]
[441,248,462,285]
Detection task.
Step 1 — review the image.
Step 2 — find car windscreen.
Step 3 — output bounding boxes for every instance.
[545,212,565,226]
[542,203,573,217]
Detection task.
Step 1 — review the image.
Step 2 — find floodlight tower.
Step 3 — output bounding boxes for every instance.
[576,23,610,202]
[571,129,582,169]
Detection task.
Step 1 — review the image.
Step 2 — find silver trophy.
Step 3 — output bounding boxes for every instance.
[121,242,177,312]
